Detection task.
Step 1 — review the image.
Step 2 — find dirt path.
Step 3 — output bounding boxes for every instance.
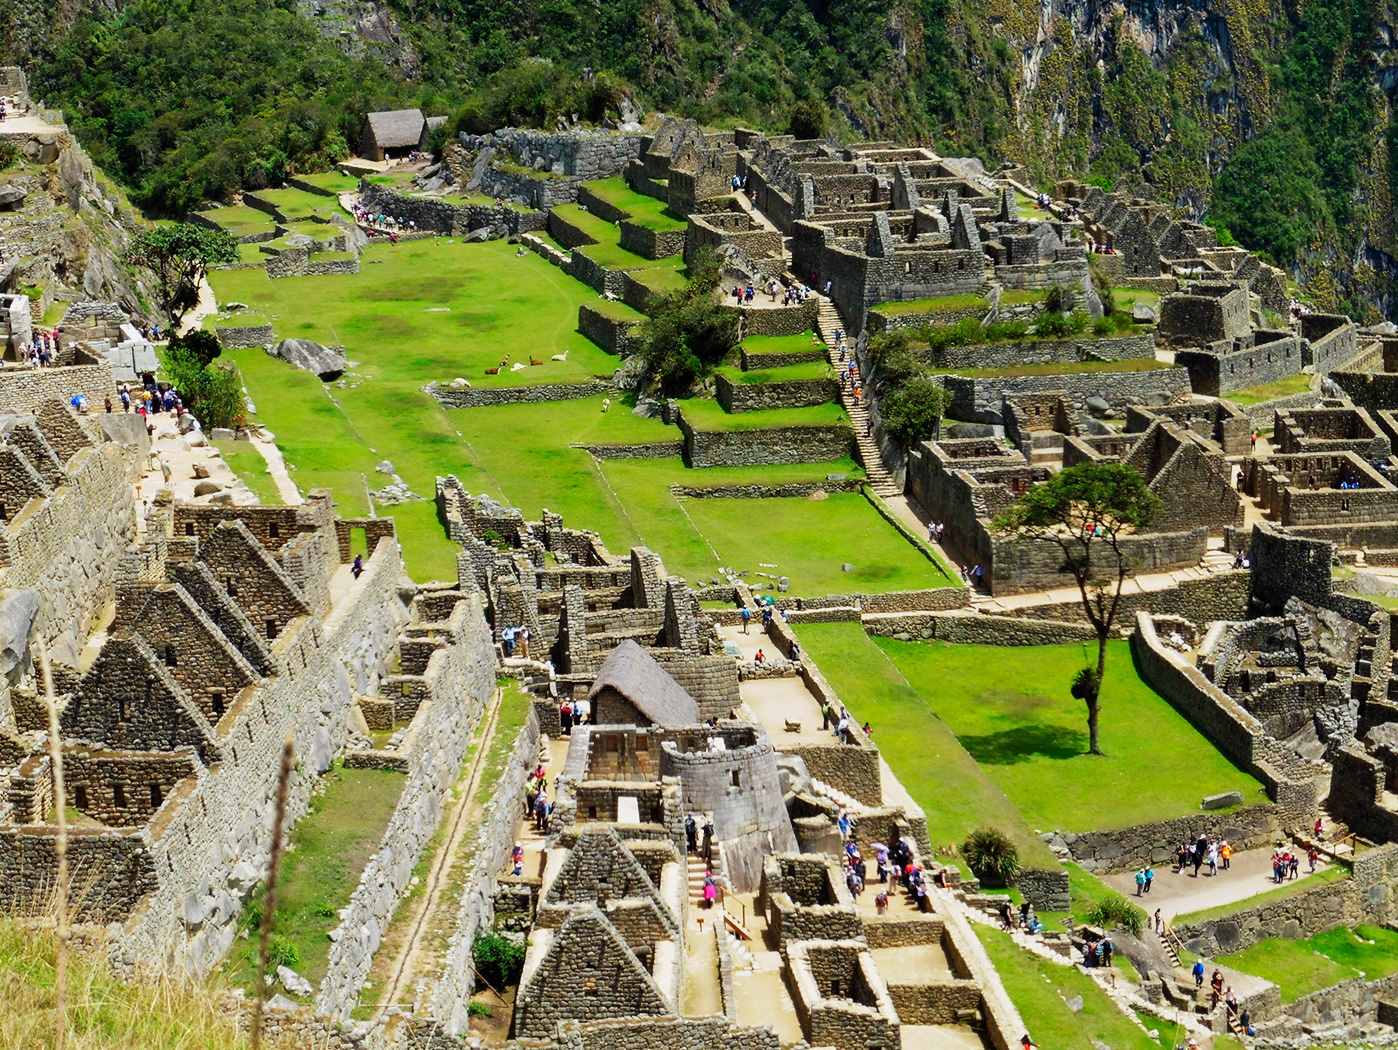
[248,432,302,504]
[372,687,508,1017]
[1100,845,1333,922]
[178,276,219,337]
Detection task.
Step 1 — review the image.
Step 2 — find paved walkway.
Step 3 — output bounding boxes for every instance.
[1101,845,1333,923]
[0,111,63,136]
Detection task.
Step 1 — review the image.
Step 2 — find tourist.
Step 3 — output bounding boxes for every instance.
[1240,1008,1254,1036]
[861,721,872,738]
[1101,938,1113,968]
[1192,841,1203,878]
[1207,841,1218,877]
[875,842,890,882]
[836,712,852,744]
[762,605,773,628]
[820,698,834,731]
[1143,865,1153,893]
[702,819,714,861]
[1210,969,1223,1008]
[703,871,717,908]
[501,625,515,657]
[1191,958,1205,989]
[1251,430,1258,451]
[838,811,851,838]
[1021,1035,1037,1050]
[1288,852,1300,880]
[1315,816,1324,839]
[351,554,364,579]
[1000,901,1014,931]
[754,648,766,664]
[740,605,750,633]
[512,841,524,876]
[971,563,984,590]
[685,814,698,854]
[559,700,573,734]
[1224,986,1238,1015]
[788,640,801,661]
[875,888,889,915]
[1154,908,1162,936]
[1308,846,1319,872]
[533,792,547,830]
[1019,901,1032,928]
[519,626,530,660]
[1134,868,1145,896]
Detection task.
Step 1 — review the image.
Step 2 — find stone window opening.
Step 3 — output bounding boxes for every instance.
[119,696,132,722]
[164,645,177,668]
[830,978,842,998]
[74,785,88,809]
[269,522,280,539]
[150,783,162,809]
[227,577,237,597]
[112,782,127,809]
[731,769,740,787]
[0,503,7,522]
[211,692,225,718]
[185,522,195,537]
[266,618,278,639]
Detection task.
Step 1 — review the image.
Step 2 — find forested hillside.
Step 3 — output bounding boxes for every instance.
[6,0,1397,317]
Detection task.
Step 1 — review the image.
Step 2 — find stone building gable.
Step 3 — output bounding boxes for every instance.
[131,583,260,723]
[515,906,673,1038]
[62,633,220,763]
[197,519,310,639]
[587,640,700,727]
[33,400,93,464]
[542,828,674,923]
[0,443,50,518]
[1123,422,1242,534]
[169,562,278,677]
[8,419,67,488]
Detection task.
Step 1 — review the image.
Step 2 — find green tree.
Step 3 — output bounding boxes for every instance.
[993,463,1161,755]
[633,250,739,396]
[127,224,237,328]
[787,98,829,140]
[167,329,222,368]
[879,377,952,447]
[160,344,244,430]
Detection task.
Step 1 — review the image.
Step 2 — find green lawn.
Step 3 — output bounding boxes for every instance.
[677,397,849,432]
[794,622,1056,870]
[551,203,618,244]
[586,297,647,321]
[874,294,991,316]
[298,170,361,194]
[256,186,345,222]
[224,765,405,996]
[1000,289,1050,306]
[978,928,1171,1050]
[875,640,1265,831]
[682,493,954,596]
[1111,288,1161,311]
[581,177,687,230]
[213,440,286,504]
[1214,928,1386,1002]
[741,332,827,358]
[1224,374,1314,406]
[575,241,681,271]
[627,265,689,295]
[715,360,833,384]
[929,359,1169,379]
[196,204,276,229]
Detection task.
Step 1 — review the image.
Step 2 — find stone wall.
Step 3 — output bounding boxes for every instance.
[677,414,853,468]
[430,380,613,409]
[618,221,685,261]
[214,322,274,350]
[733,300,820,339]
[714,373,838,413]
[460,128,644,181]
[936,367,1192,423]
[935,334,1156,371]
[0,360,119,415]
[1175,334,1304,397]
[428,702,542,1034]
[264,248,360,280]
[578,305,642,355]
[315,593,496,1019]
[1062,803,1289,875]
[359,183,545,239]
[864,611,1097,646]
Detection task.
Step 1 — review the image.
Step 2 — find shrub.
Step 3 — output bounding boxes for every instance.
[468,1001,494,1018]
[160,345,245,430]
[267,933,301,970]
[1043,284,1074,314]
[633,249,738,395]
[0,141,19,172]
[961,826,1022,887]
[473,930,526,988]
[1087,893,1146,937]
[788,98,829,140]
[881,378,952,448]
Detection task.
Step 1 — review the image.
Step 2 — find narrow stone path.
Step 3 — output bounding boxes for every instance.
[177,276,219,337]
[248,431,302,505]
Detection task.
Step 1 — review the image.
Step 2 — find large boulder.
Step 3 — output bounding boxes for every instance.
[0,185,27,207]
[268,338,346,380]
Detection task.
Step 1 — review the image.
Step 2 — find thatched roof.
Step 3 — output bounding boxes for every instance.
[364,109,426,149]
[588,639,700,726]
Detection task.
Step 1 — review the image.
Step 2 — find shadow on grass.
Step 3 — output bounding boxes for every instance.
[957,723,1088,765]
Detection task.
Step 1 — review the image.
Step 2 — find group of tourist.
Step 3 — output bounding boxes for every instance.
[1271,846,1317,882]
[996,899,1044,934]
[525,762,552,832]
[957,562,985,590]
[1131,865,1155,895]
[350,201,418,237]
[557,696,591,734]
[499,624,530,658]
[1231,548,1253,569]
[17,328,61,368]
[1080,931,1115,968]
[1174,834,1232,877]
[926,521,947,543]
[684,814,721,909]
[819,697,870,745]
[1191,961,1252,1031]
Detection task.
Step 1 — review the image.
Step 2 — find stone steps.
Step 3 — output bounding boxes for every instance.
[814,295,900,497]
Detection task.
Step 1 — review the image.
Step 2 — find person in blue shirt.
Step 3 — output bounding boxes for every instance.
[1192,958,1205,988]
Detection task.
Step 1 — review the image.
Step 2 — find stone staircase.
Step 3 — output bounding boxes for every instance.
[813,295,900,497]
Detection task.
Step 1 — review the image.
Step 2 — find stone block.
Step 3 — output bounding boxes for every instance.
[1201,791,1244,810]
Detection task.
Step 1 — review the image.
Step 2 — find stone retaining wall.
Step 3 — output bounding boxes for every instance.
[865,307,987,333]
[431,380,612,409]
[937,366,1191,422]
[864,611,1097,646]
[314,595,496,1019]
[428,702,542,1034]
[0,359,118,416]
[1062,804,1288,875]
[1234,388,1322,424]
[672,478,864,498]
[732,300,820,339]
[934,334,1156,371]
[618,221,685,260]
[741,346,826,370]
[359,183,545,238]
[714,373,838,413]
[577,305,643,354]
[676,413,853,468]
[579,441,685,460]
[214,322,274,350]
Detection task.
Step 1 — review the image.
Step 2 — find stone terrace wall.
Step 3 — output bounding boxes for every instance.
[431,380,613,409]
[1174,844,1398,956]
[714,373,838,413]
[936,334,1156,371]
[732,300,820,339]
[578,305,642,355]
[214,322,274,350]
[428,702,542,1035]
[360,183,545,238]
[937,367,1191,422]
[677,414,853,468]
[0,360,119,415]
[315,594,496,1019]
[618,221,685,261]
[108,538,408,979]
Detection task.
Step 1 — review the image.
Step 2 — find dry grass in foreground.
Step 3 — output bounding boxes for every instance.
[0,922,249,1050]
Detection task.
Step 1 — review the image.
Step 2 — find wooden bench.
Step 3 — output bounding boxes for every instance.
[783,719,802,733]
